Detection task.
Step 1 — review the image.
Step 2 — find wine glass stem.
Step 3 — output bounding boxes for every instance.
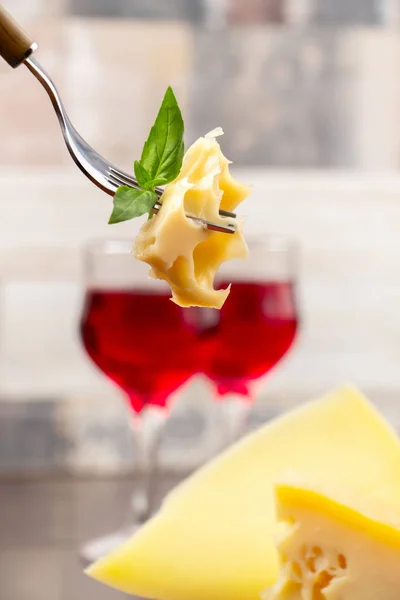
[130,408,166,525]
[219,396,252,447]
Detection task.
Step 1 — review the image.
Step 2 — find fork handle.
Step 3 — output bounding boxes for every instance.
[0,5,38,68]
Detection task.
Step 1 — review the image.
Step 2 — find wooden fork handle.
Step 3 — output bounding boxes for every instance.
[0,5,38,68]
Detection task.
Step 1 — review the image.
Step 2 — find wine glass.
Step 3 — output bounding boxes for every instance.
[198,237,299,445]
[79,239,199,563]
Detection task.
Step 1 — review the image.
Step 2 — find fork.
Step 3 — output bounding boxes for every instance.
[0,5,236,234]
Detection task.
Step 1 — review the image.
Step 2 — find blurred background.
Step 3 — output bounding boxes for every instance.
[1,0,400,598]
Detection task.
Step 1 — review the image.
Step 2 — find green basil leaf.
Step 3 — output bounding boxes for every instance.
[109,186,157,224]
[107,87,185,226]
[134,160,153,190]
[139,86,184,186]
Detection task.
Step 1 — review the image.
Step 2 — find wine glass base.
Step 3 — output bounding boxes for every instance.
[79,524,139,567]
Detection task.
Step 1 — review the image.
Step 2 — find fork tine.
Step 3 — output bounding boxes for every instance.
[109,170,237,218]
[219,208,237,218]
[108,167,141,189]
[109,166,165,197]
[108,178,236,222]
[153,202,236,220]
[152,203,236,234]
[106,171,138,193]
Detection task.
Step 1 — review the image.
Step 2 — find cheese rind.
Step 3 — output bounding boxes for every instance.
[134,130,250,308]
[263,481,400,600]
[86,385,400,600]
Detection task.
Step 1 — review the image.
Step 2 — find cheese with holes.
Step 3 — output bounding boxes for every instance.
[86,386,400,600]
[134,128,250,309]
[263,481,400,600]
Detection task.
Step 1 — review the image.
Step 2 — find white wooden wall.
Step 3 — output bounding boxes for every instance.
[1,169,400,403]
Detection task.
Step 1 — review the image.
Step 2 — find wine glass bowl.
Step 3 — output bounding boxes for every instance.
[81,284,198,414]
[79,239,199,563]
[198,237,299,440]
[204,282,297,397]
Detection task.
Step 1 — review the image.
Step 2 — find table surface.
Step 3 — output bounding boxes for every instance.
[0,476,182,600]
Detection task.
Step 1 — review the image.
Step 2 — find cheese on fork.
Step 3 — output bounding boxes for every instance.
[134,128,250,309]
[86,386,400,600]
[263,481,400,600]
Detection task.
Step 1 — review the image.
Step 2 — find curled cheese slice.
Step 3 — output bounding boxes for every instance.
[134,129,251,308]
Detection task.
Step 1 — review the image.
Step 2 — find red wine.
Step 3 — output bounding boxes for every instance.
[200,281,298,398]
[81,290,199,413]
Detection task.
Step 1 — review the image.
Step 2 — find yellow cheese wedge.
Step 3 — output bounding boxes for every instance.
[134,128,250,309]
[86,385,400,600]
[263,480,400,600]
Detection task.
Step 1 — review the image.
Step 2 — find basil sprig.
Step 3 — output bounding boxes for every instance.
[109,87,184,224]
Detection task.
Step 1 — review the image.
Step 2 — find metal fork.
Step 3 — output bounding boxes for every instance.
[0,5,236,234]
